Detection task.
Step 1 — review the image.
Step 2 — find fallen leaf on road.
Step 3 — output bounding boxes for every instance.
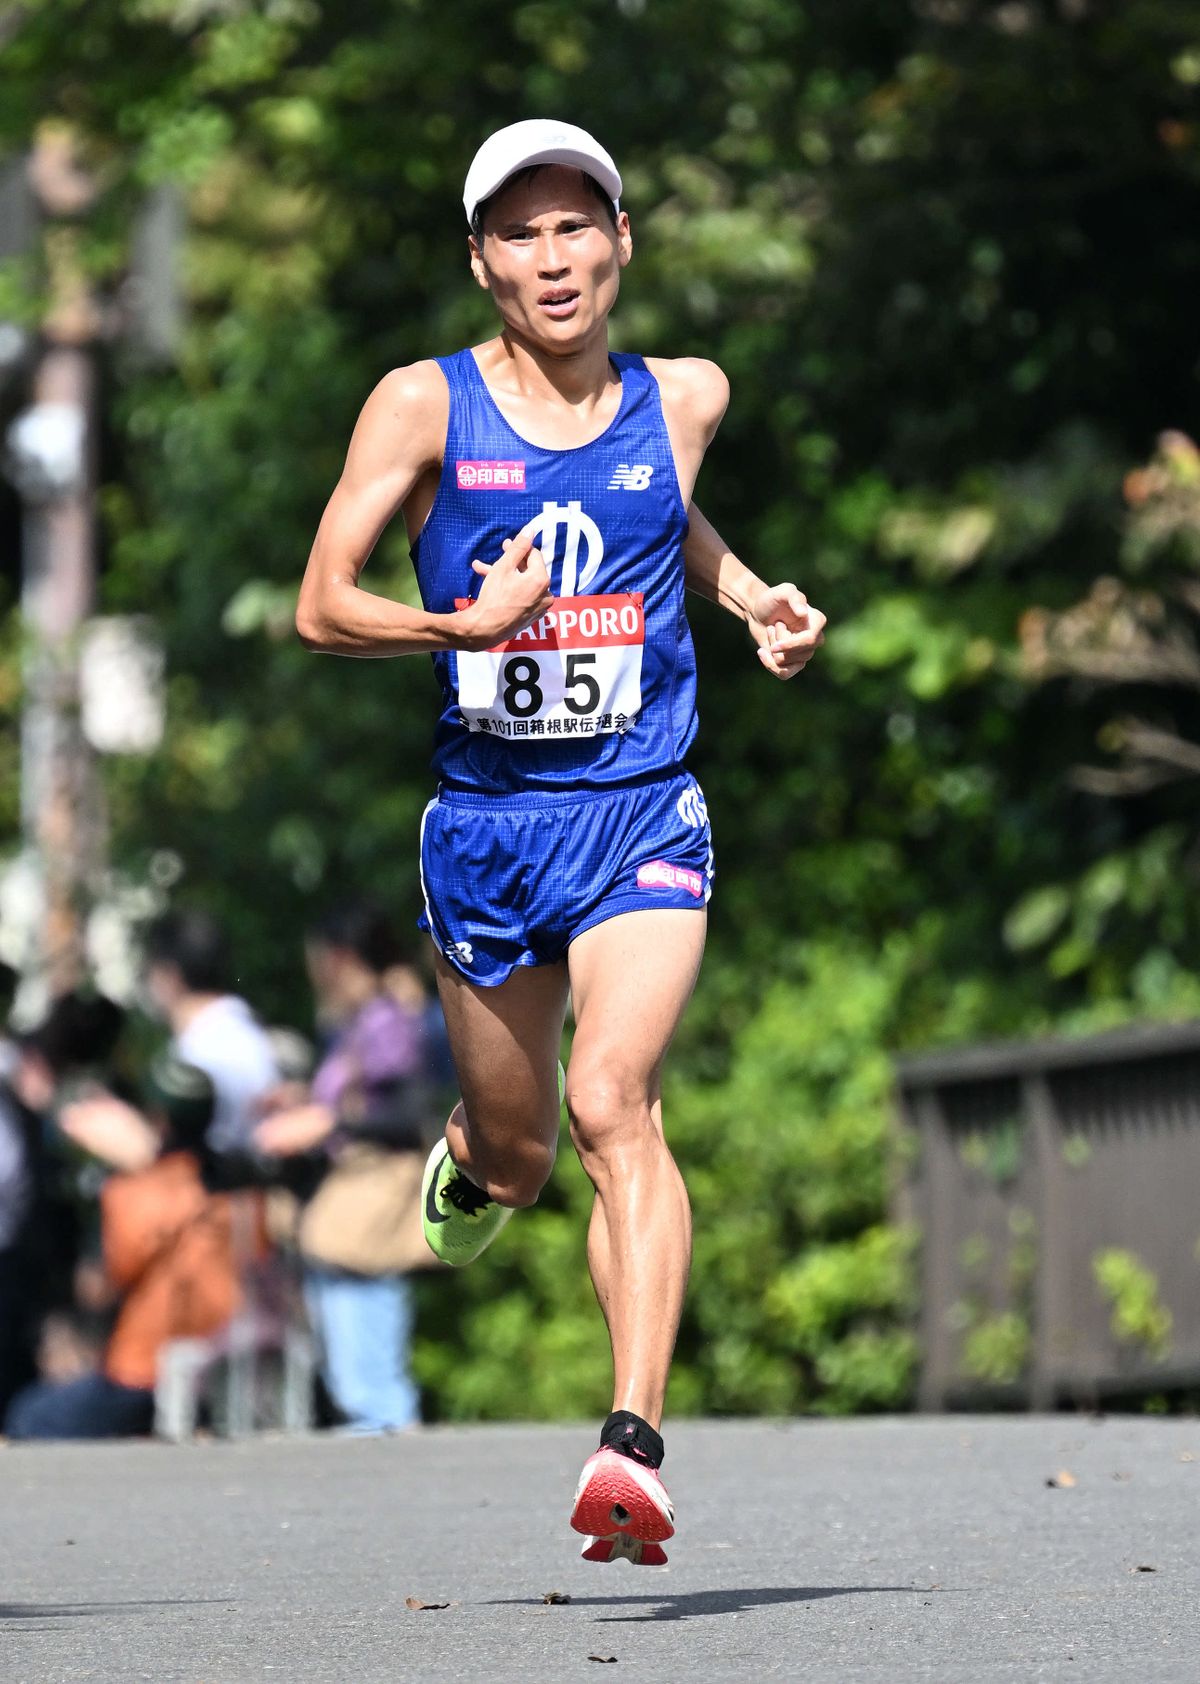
[588,1656,618,1664]
[1045,1470,1077,1488]
[542,1590,571,1604]
[405,1597,453,1611]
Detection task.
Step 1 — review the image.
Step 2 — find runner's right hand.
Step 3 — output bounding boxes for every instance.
[457,532,553,650]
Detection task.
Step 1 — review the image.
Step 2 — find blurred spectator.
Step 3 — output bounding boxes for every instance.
[6,1056,242,1440]
[0,962,17,1081]
[0,1015,52,1421]
[257,900,430,1434]
[145,910,280,1161]
[385,953,456,1093]
[0,990,122,1421]
[58,909,281,1185]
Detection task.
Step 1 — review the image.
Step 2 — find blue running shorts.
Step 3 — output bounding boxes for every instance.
[417,771,713,986]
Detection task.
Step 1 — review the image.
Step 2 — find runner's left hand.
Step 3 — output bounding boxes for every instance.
[748,583,826,679]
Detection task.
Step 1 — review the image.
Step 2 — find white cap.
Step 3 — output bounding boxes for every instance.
[463,119,622,229]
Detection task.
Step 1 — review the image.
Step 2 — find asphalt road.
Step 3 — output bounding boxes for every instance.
[1,1416,1196,1683]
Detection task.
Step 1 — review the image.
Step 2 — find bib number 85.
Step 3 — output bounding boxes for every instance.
[501,653,599,718]
[454,591,645,737]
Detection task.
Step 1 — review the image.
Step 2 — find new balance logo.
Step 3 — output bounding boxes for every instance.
[608,464,654,491]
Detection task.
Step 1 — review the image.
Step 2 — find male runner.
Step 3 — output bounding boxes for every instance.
[297,120,825,1563]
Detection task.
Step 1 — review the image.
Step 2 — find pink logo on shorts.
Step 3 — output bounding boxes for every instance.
[637,860,703,898]
[456,460,526,490]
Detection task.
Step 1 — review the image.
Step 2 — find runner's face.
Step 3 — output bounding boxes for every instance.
[470,165,632,351]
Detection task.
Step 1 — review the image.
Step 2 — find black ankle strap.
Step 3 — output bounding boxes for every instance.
[600,1409,664,1470]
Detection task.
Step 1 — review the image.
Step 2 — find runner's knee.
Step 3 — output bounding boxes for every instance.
[565,1070,654,1166]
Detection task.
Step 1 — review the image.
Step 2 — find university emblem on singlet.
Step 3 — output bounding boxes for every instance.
[454,499,644,742]
[517,500,604,597]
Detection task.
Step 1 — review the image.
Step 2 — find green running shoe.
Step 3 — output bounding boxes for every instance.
[422,1140,513,1267]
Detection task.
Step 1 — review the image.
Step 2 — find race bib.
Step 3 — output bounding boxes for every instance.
[454,593,644,740]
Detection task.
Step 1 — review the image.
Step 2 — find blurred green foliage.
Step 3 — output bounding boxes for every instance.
[3,0,1200,1418]
[961,1310,1031,1387]
[1093,1248,1174,1362]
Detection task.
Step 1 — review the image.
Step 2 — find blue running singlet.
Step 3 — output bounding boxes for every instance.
[412,348,698,795]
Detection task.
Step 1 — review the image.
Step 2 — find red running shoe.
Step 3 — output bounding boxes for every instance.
[570,1447,674,1566]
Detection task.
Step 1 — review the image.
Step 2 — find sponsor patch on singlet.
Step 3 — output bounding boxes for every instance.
[456,460,526,489]
[454,594,644,739]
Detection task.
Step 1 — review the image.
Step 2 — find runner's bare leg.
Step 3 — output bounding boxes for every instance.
[434,955,569,1207]
[565,908,706,1430]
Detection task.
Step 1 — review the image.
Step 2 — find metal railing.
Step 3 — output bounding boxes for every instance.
[894,1020,1200,1409]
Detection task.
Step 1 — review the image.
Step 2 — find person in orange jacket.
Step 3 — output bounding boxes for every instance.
[6,1057,241,1440]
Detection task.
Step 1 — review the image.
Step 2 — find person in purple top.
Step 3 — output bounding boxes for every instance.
[258,902,429,1432]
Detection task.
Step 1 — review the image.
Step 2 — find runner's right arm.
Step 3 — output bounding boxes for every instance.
[297,363,552,657]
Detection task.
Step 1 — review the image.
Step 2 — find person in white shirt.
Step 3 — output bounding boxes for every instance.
[60,911,280,1180]
[142,911,280,1159]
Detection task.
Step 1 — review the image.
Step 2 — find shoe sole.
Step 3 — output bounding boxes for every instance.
[580,1534,669,1566]
[571,1449,674,1565]
[420,1140,453,1260]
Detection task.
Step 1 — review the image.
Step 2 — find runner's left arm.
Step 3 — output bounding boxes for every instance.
[684,505,826,680]
[651,355,825,680]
